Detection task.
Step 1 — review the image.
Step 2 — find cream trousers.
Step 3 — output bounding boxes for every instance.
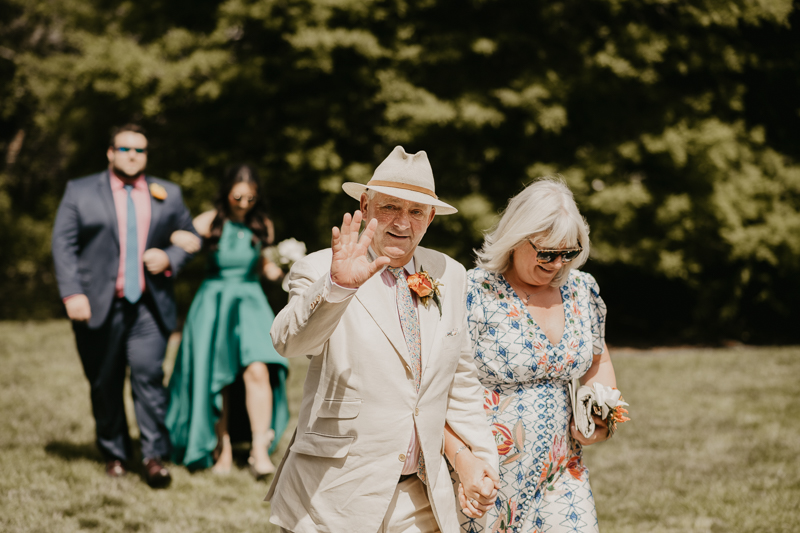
[279,476,440,533]
[378,476,440,533]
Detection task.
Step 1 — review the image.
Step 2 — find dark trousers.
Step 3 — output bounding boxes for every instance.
[73,295,170,462]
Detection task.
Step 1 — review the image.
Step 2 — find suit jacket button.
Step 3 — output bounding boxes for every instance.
[414,408,419,416]
[398,453,406,462]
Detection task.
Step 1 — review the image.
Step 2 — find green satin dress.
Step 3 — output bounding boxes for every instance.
[166,220,289,470]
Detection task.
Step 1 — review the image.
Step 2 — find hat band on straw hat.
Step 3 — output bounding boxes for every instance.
[341,145,458,215]
[366,180,439,200]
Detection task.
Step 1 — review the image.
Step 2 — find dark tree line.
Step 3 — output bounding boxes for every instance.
[2,0,799,344]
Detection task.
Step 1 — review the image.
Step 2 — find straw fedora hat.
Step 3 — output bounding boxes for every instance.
[341,146,457,215]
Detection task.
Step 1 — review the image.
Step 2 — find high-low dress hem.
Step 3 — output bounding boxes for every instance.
[166,221,289,470]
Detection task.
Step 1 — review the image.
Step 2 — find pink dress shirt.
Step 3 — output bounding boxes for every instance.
[110,172,151,299]
[326,257,421,476]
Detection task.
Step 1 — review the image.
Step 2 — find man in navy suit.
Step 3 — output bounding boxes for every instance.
[52,124,197,487]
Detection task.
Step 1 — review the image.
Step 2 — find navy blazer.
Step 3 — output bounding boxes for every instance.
[52,170,197,330]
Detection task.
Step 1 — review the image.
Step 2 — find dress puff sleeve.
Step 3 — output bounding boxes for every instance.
[585,272,607,355]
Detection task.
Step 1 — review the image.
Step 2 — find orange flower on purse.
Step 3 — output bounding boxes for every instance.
[407,266,443,316]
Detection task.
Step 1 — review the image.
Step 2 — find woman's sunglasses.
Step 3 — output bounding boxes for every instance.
[528,241,582,264]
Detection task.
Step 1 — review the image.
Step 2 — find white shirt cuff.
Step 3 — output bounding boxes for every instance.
[325,272,358,303]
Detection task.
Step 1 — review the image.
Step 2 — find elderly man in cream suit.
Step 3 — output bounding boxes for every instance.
[266,146,499,533]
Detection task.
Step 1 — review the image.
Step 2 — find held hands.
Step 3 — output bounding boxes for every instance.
[458,481,496,519]
[170,230,202,254]
[330,210,389,289]
[65,294,91,323]
[455,449,499,519]
[143,248,171,275]
[570,415,610,446]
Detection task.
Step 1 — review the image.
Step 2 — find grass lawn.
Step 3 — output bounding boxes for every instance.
[1,320,798,532]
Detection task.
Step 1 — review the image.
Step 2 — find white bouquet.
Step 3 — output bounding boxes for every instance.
[263,238,307,291]
[570,381,630,439]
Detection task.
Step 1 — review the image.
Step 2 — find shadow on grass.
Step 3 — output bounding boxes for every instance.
[45,440,104,463]
[45,439,175,488]
[45,439,144,466]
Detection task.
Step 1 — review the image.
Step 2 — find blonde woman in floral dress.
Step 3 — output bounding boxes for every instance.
[447,178,619,533]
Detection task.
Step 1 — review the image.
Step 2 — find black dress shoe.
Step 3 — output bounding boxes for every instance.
[143,458,171,488]
[106,460,127,478]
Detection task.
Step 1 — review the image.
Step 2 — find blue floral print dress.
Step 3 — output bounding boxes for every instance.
[457,268,607,533]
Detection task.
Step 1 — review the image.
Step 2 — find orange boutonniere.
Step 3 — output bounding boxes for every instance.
[407,266,443,317]
[149,183,168,200]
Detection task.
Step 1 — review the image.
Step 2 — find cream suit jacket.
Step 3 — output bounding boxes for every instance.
[266,245,498,533]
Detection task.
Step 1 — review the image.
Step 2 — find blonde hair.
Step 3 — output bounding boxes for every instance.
[475,177,591,286]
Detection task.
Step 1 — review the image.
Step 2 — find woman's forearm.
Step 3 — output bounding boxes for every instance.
[580,342,617,388]
[444,423,470,469]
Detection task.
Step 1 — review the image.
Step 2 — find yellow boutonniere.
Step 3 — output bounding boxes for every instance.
[149,183,168,200]
[407,267,443,317]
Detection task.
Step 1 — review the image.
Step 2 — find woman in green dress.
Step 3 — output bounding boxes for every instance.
[166,164,289,478]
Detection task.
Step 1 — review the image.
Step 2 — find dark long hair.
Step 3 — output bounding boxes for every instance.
[207,164,274,251]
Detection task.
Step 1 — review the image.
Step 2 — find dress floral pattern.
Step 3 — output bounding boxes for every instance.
[457,268,607,533]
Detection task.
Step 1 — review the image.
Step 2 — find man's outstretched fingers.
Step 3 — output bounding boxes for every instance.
[373,255,391,269]
[359,217,378,245]
[351,210,363,237]
[340,212,353,245]
[358,217,377,252]
[345,210,360,244]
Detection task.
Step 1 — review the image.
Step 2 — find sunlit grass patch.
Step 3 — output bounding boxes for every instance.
[0,321,307,533]
[585,346,800,533]
[1,321,798,532]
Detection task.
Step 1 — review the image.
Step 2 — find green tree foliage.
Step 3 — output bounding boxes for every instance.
[1,0,799,343]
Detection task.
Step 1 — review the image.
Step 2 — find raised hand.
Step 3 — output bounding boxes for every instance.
[330,210,390,289]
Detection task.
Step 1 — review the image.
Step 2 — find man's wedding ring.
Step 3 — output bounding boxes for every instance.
[470,498,477,506]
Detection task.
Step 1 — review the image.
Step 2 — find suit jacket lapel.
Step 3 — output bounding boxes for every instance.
[98,170,120,249]
[145,176,161,248]
[354,255,412,369]
[414,247,446,386]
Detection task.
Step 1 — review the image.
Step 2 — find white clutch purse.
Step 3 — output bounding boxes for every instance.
[569,379,630,439]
